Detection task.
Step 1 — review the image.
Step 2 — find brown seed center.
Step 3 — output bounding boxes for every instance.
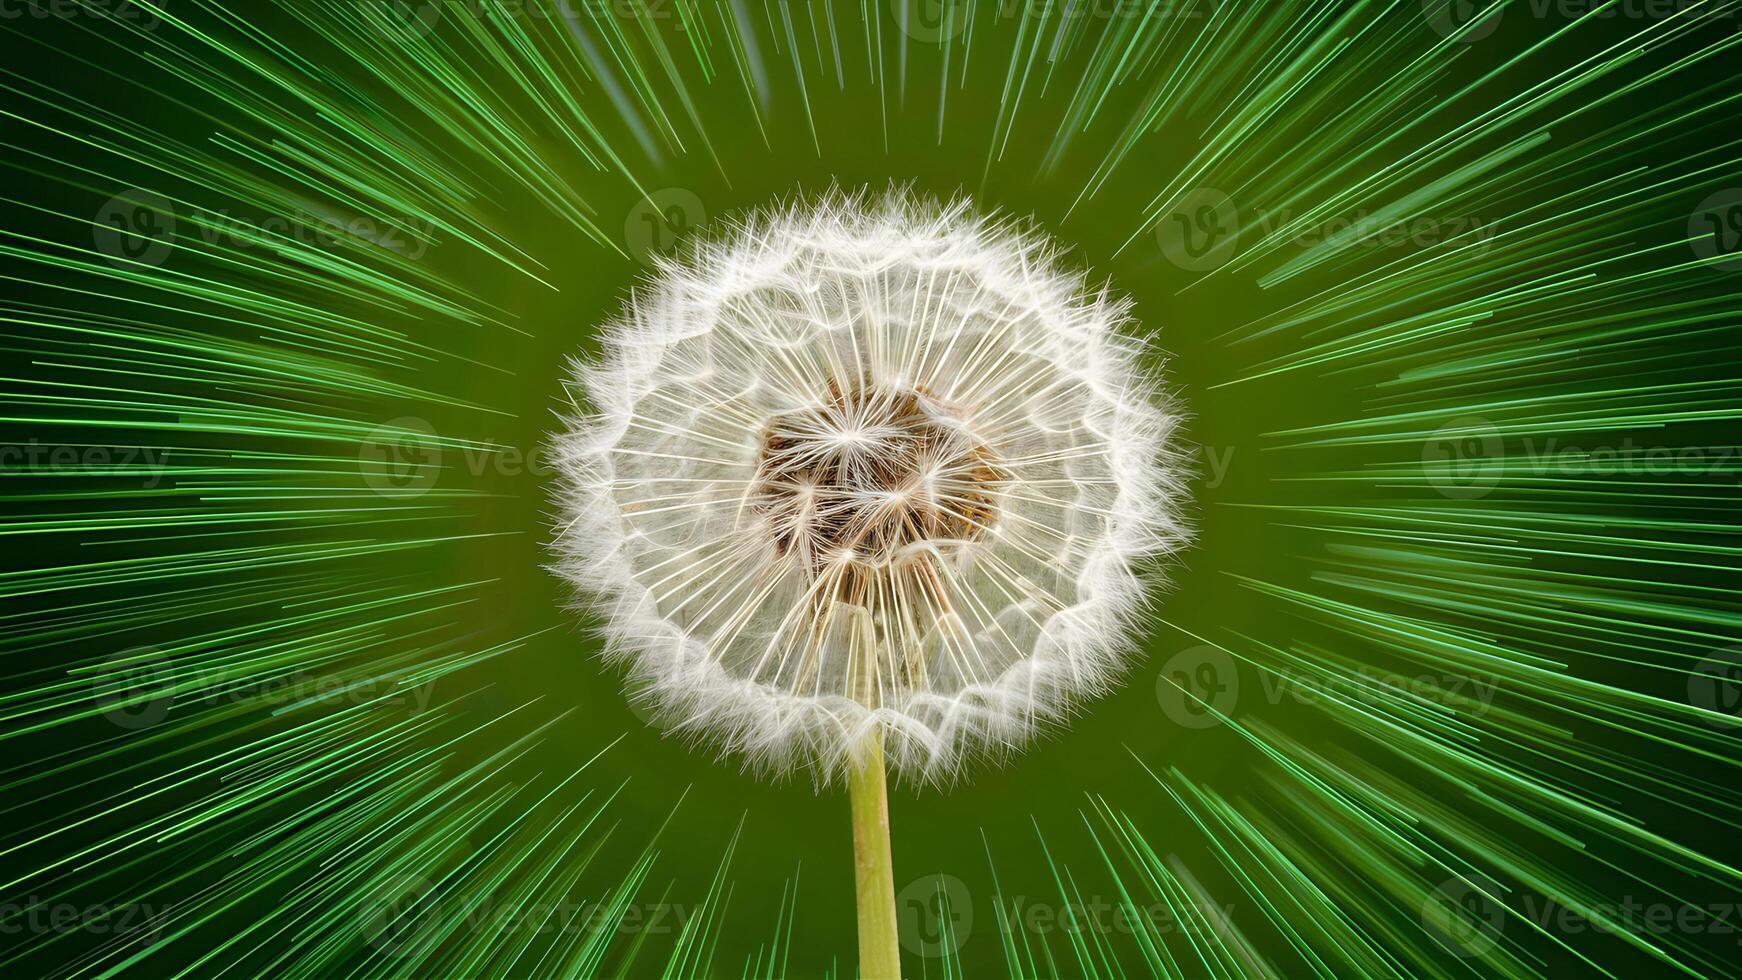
[752,384,1005,573]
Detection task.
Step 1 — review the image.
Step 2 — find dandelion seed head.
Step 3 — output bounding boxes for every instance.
[552,189,1191,784]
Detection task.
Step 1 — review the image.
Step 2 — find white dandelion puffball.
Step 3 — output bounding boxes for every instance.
[553,191,1190,784]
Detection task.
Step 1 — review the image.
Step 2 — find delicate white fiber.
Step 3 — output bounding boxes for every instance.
[551,189,1190,785]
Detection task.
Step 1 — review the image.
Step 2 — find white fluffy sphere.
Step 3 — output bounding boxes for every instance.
[552,190,1190,784]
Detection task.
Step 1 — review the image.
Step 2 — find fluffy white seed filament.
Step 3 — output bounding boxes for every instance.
[553,191,1189,783]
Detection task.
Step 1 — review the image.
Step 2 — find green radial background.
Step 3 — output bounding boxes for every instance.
[3,1,1740,977]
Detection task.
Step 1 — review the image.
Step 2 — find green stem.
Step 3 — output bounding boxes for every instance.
[848,729,901,979]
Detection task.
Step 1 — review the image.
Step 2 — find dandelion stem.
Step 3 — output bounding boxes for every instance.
[849,728,901,979]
